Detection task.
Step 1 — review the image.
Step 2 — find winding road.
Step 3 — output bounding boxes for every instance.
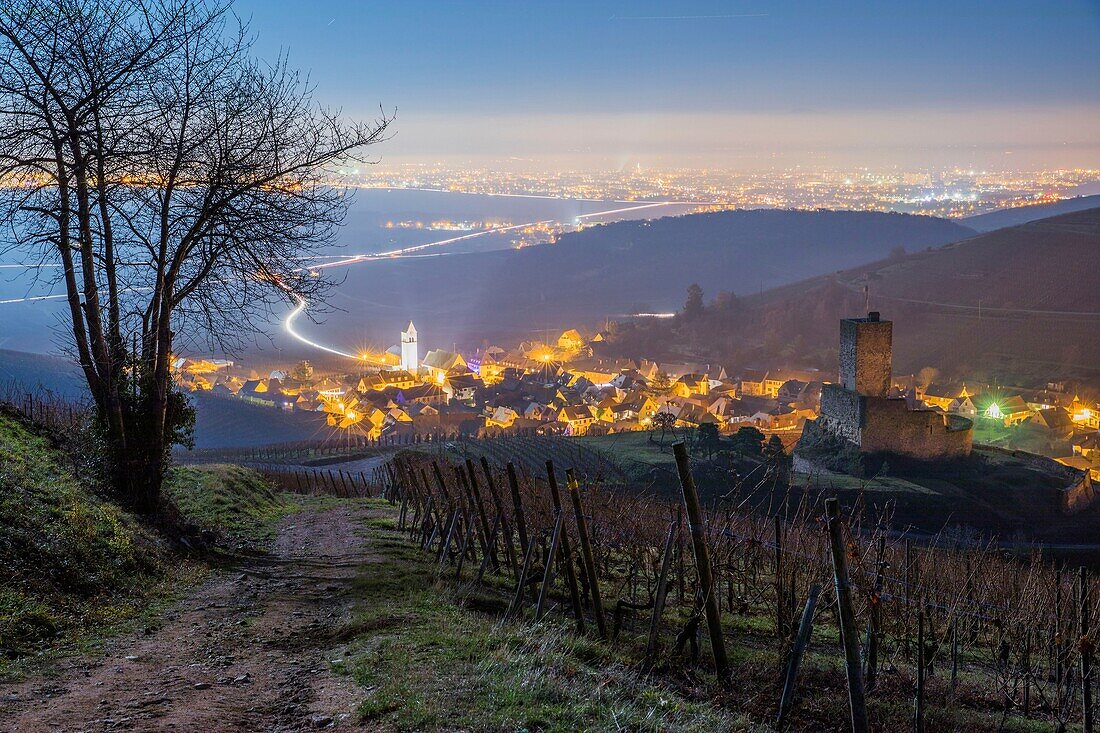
[280,199,696,360]
[0,193,705,360]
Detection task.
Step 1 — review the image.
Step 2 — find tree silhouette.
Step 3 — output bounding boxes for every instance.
[290,361,315,382]
[650,411,677,451]
[730,426,766,458]
[683,283,704,321]
[0,1,390,512]
[650,371,672,394]
[765,433,786,460]
[695,422,722,459]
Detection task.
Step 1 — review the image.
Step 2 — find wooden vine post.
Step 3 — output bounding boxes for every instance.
[566,468,608,638]
[506,462,529,556]
[672,442,730,680]
[777,583,821,730]
[904,539,912,659]
[480,457,518,575]
[865,535,886,692]
[774,514,785,637]
[1082,566,1094,733]
[915,608,925,733]
[644,521,678,669]
[546,461,586,634]
[535,512,565,621]
[825,497,869,733]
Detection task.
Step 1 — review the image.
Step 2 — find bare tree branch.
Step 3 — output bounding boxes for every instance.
[0,0,390,511]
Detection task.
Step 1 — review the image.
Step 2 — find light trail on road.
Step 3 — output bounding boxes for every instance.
[0,286,154,306]
[0,202,690,283]
[311,219,555,270]
[284,200,701,357]
[0,293,67,305]
[574,202,672,219]
[309,201,689,272]
[0,198,694,364]
[283,293,366,361]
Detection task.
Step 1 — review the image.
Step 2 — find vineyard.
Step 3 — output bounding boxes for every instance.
[441,435,631,489]
[251,463,378,500]
[176,430,444,465]
[377,443,1100,732]
[0,381,88,438]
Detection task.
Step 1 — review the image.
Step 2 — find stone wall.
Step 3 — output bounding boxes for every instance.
[1063,473,1096,514]
[819,384,973,459]
[859,397,972,460]
[819,383,861,443]
[806,312,973,464]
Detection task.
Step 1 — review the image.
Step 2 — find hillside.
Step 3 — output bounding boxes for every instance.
[5,413,1100,731]
[606,207,1100,385]
[0,355,334,450]
[964,194,1100,232]
[188,390,333,449]
[0,349,87,400]
[320,208,975,347]
[0,406,296,679]
[0,410,171,672]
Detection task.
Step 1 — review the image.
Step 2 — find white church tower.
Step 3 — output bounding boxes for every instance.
[400,322,418,372]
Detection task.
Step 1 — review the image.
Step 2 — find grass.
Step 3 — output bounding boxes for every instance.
[338,505,1088,732]
[164,463,300,547]
[0,411,183,679]
[577,430,678,473]
[0,411,306,680]
[338,513,761,732]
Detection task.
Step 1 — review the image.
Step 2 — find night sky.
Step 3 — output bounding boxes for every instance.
[110,1,1100,167]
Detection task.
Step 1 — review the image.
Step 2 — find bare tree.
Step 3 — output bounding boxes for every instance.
[650,410,676,451]
[0,0,390,512]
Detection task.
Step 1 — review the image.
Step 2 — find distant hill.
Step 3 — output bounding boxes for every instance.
[322,209,975,347]
[964,196,1100,232]
[0,349,86,399]
[608,208,1100,385]
[187,391,333,449]
[0,349,335,448]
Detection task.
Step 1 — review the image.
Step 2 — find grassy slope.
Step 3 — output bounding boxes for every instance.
[0,412,295,679]
[164,463,300,547]
[338,512,755,732]
[338,510,1054,733]
[0,412,177,676]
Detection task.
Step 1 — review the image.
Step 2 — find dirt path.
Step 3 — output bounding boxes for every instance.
[1,506,377,732]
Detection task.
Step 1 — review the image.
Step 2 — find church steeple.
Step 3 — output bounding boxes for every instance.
[400,322,418,371]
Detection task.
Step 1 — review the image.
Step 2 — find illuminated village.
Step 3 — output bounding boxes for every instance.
[173,317,1100,482]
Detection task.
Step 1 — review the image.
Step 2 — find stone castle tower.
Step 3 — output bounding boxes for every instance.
[839,312,892,397]
[806,311,973,460]
[400,322,418,372]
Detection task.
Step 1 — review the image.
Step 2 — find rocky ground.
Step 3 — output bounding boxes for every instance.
[1,506,376,732]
